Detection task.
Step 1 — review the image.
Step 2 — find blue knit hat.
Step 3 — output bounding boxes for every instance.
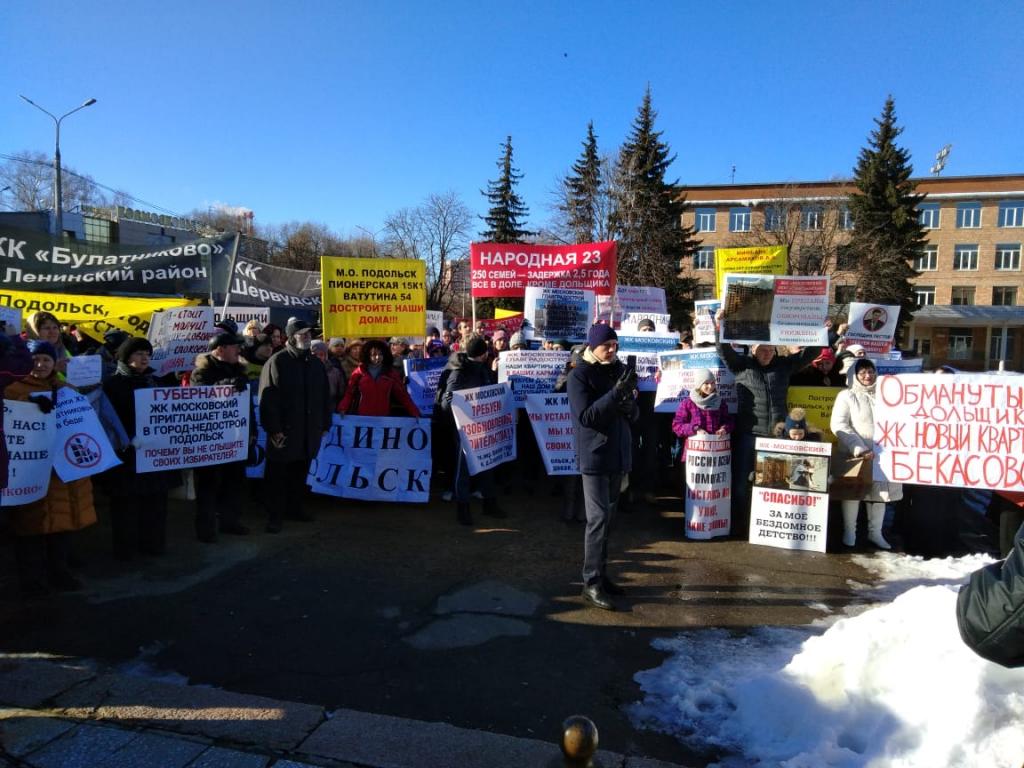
[587,323,617,349]
[26,339,58,360]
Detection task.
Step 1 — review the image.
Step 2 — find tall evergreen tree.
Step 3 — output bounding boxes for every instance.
[560,121,602,243]
[848,96,925,328]
[610,87,700,321]
[480,136,533,243]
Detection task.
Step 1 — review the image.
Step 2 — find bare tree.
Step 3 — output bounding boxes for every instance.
[0,150,106,212]
[383,190,472,312]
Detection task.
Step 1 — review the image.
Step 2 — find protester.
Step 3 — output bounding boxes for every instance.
[243,319,261,339]
[426,339,448,358]
[837,343,867,375]
[340,338,364,380]
[258,320,332,532]
[6,340,97,595]
[671,368,734,441]
[241,333,274,381]
[567,324,638,611]
[103,337,179,560]
[312,339,345,409]
[629,318,661,510]
[791,348,842,387]
[338,339,420,418]
[509,332,528,351]
[451,320,472,352]
[440,334,500,525]
[0,327,34,491]
[190,333,252,542]
[389,337,410,371]
[489,329,509,372]
[25,311,71,375]
[263,323,286,352]
[772,407,818,441]
[554,347,585,524]
[830,358,902,549]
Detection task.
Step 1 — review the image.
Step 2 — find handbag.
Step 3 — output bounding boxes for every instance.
[829,452,873,501]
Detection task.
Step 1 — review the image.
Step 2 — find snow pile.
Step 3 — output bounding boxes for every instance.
[630,554,1024,767]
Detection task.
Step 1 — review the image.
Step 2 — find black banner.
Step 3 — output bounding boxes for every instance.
[222,255,321,308]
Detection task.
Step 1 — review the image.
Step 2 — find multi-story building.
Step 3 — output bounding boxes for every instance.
[677,174,1024,371]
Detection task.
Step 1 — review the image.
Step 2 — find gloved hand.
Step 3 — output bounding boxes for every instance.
[613,367,637,399]
[28,393,54,414]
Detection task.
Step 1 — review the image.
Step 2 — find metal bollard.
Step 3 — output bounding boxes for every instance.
[559,715,598,767]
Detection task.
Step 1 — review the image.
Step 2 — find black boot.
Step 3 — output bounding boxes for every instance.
[456,503,473,526]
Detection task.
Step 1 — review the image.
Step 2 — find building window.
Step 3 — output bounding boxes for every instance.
[915,244,938,271]
[995,243,1021,270]
[836,244,857,270]
[993,286,1018,306]
[953,245,979,270]
[693,247,714,270]
[796,246,824,273]
[948,330,974,361]
[82,216,113,244]
[956,202,982,229]
[695,208,716,232]
[764,206,785,232]
[950,286,975,305]
[998,201,1024,228]
[990,329,1017,360]
[729,207,751,232]
[835,285,857,304]
[914,286,935,307]
[838,206,854,230]
[696,284,715,300]
[917,203,941,229]
[800,205,823,230]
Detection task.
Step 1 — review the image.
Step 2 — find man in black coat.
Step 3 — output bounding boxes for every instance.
[258,320,332,533]
[568,324,638,611]
[191,332,252,541]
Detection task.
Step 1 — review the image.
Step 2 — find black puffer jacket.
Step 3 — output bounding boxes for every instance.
[957,522,1024,668]
[567,354,638,475]
[440,352,494,411]
[718,344,819,436]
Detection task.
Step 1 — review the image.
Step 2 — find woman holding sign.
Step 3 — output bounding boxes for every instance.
[338,340,420,418]
[6,340,97,596]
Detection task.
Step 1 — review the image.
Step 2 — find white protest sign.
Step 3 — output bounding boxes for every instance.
[497,350,569,406]
[844,303,899,354]
[308,415,431,502]
[873,357,923,375]
[148,306,217,377]
[1,400,54,506]
[595,294,614,326]
[620,312,672,333]
[0,307,22,333]
[65,355,103,389]
[52,388,121,482]
[404,357,447,416]
[523,286,595,342]
[655,349,736,414]
[134,385,249,473]
[616,332,680,392]
[245,383,265,479]
[426,310,444,334]
[683,435,731,539]
[749,437,831,552]
[874,373,1024,492]
[450,383,516,475]
[615,285,667,315]
[215,307,270,330]
[693,300,720,345]
[525,393,579,475]
[720,274,830,347]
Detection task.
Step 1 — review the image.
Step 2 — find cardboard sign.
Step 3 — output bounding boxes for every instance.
[0,306,22,334]
[148,306,217,376]
[525,393,579,475]
[215,307,270,330]
[786,386,842,443]
[620,312,671,333]
[404,357,448,417]
[693,300,720,345]
[749,437,832,552]
[496,350,569,406]
[655,349,737,414]
[616,332,680,392]
[308,415,431,502]
[321,256,426,338]
[874,373,1024,492]
[615,285,667,315]
[52,388,121,482]
[720,274,830,347]
[0,400,55,506]
[523,286,595,343]
[844,303,899,354]
[65,355,103,389]
[450,383,516,475]
[470,241,616,297]
[134,386,249,473]
[714,246,788,299]
[245,383,265,479]
[683,435,731,539]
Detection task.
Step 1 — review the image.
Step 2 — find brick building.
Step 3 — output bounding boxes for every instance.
[676,174,1024,371]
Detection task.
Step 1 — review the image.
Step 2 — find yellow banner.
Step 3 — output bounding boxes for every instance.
[0,288,198,339]
[786,386,841,443]
[494,308,520,320]
[714,246,788,299]
[321,256,426,338]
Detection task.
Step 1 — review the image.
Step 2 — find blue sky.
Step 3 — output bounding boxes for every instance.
[3,0,1022,238]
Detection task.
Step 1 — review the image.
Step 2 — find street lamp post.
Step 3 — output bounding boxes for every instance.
[19,95,97,237]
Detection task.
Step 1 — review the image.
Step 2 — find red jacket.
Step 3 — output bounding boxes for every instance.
[338,365,420,418]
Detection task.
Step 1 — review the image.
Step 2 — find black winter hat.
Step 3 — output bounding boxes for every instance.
[209,332,244,351]
[117,337,153,363]
[465,335,488,359]
[214,318,239,335]
[587,323,617,349]
[286,319,312,337]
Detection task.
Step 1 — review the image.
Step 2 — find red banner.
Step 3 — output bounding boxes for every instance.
[470,241,617,298]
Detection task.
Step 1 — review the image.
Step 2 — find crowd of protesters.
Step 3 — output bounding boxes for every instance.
[0,307,1010,606]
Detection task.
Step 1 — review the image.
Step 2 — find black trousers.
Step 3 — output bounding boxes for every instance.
[265,459,311,525]
[110,493,168,559]
[581,473,622,587]
[194,460,245,540]
[14,532,72,591]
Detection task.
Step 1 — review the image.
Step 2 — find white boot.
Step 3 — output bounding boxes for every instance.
[841,501,859,547]
[867,502,891,550]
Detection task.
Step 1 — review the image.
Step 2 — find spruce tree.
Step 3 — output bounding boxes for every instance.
[561,121,602,243]
[848,96,925,327]
[610,87,700,320]
[480,136,533,243]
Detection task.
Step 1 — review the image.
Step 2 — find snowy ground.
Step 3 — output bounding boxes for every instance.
[629,552,1024,768]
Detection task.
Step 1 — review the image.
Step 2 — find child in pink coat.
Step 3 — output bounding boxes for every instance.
[671,368,734,443]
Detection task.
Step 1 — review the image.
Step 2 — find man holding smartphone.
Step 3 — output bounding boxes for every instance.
[567,323,638,611]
